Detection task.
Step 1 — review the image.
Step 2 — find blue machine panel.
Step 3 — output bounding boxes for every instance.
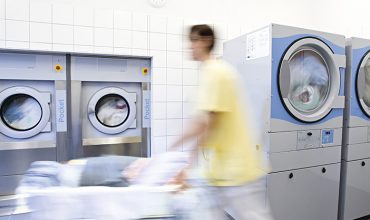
[322,129,334,144]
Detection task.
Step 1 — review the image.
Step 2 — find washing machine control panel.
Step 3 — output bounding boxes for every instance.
[322,129,334,145]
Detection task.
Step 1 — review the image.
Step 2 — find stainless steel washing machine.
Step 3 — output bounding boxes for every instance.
[69,55,151,158]
[0,51,67,196]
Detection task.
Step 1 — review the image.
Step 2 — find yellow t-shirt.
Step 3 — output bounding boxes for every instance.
[197,59,266,186]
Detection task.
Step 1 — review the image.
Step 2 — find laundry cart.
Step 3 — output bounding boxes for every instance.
[14,152,198,220]
[21,186,178,220]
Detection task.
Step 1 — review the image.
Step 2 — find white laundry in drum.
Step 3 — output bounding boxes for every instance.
[2,95,42,130]
[288,50,329,113]
[96,96,129,127]
[290,85,321,111]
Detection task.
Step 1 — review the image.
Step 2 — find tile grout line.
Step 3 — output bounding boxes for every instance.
[72,6,74,51]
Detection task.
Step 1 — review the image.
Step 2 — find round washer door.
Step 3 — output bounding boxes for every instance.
[356,52,370,117]
[279,38,342,122]
[87,87,137,134]
[0,86,51,138]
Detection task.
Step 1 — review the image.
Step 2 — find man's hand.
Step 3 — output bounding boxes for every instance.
[122,158,150,182]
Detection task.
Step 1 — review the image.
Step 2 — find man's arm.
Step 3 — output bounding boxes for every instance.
[169,111,216,151]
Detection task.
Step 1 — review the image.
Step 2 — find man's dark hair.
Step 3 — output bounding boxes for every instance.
[190,24,215,52]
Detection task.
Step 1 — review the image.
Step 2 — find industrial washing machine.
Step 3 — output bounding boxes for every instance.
[339,37,370,220]
[70,55,151,158]
[0,51,67,215]
[224,24,346,220]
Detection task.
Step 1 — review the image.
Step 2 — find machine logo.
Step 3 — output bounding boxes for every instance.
[58,100,65,122]
[143,90,151,128]
[56,90,67,132]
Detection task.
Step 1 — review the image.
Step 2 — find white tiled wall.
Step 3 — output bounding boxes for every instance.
[94,28,113,47]
[53,24,73,45]
[183,69,198,85]
[74,7,93,27]
[74,26,93,46]
[53,4,73,25]
[114,29,131,48]
[132,12,148,31]
[0,19,4,40]
[30,1,51,23]
[149,15,167,33]
[94,9,113,28]
[0,0,237,155]
[6,0,29,21]
[114,10,131,30]
[132,31,148,49]
[30,23,52,43]
[167,102,183,119]
[30,42,52,51]
[152,136,167,154]
[6,20,29,42]
[166,68,182,85]
[149,32,166,50]
[150,50,166,67]
[0,0,5,20]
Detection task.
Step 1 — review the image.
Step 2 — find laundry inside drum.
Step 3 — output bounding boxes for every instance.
[287,49,330,114]
[1,94,42,131]
[95,94,129,127]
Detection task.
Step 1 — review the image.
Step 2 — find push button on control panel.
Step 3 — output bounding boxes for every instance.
[142,67,149,75]
[54,64,63,72]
